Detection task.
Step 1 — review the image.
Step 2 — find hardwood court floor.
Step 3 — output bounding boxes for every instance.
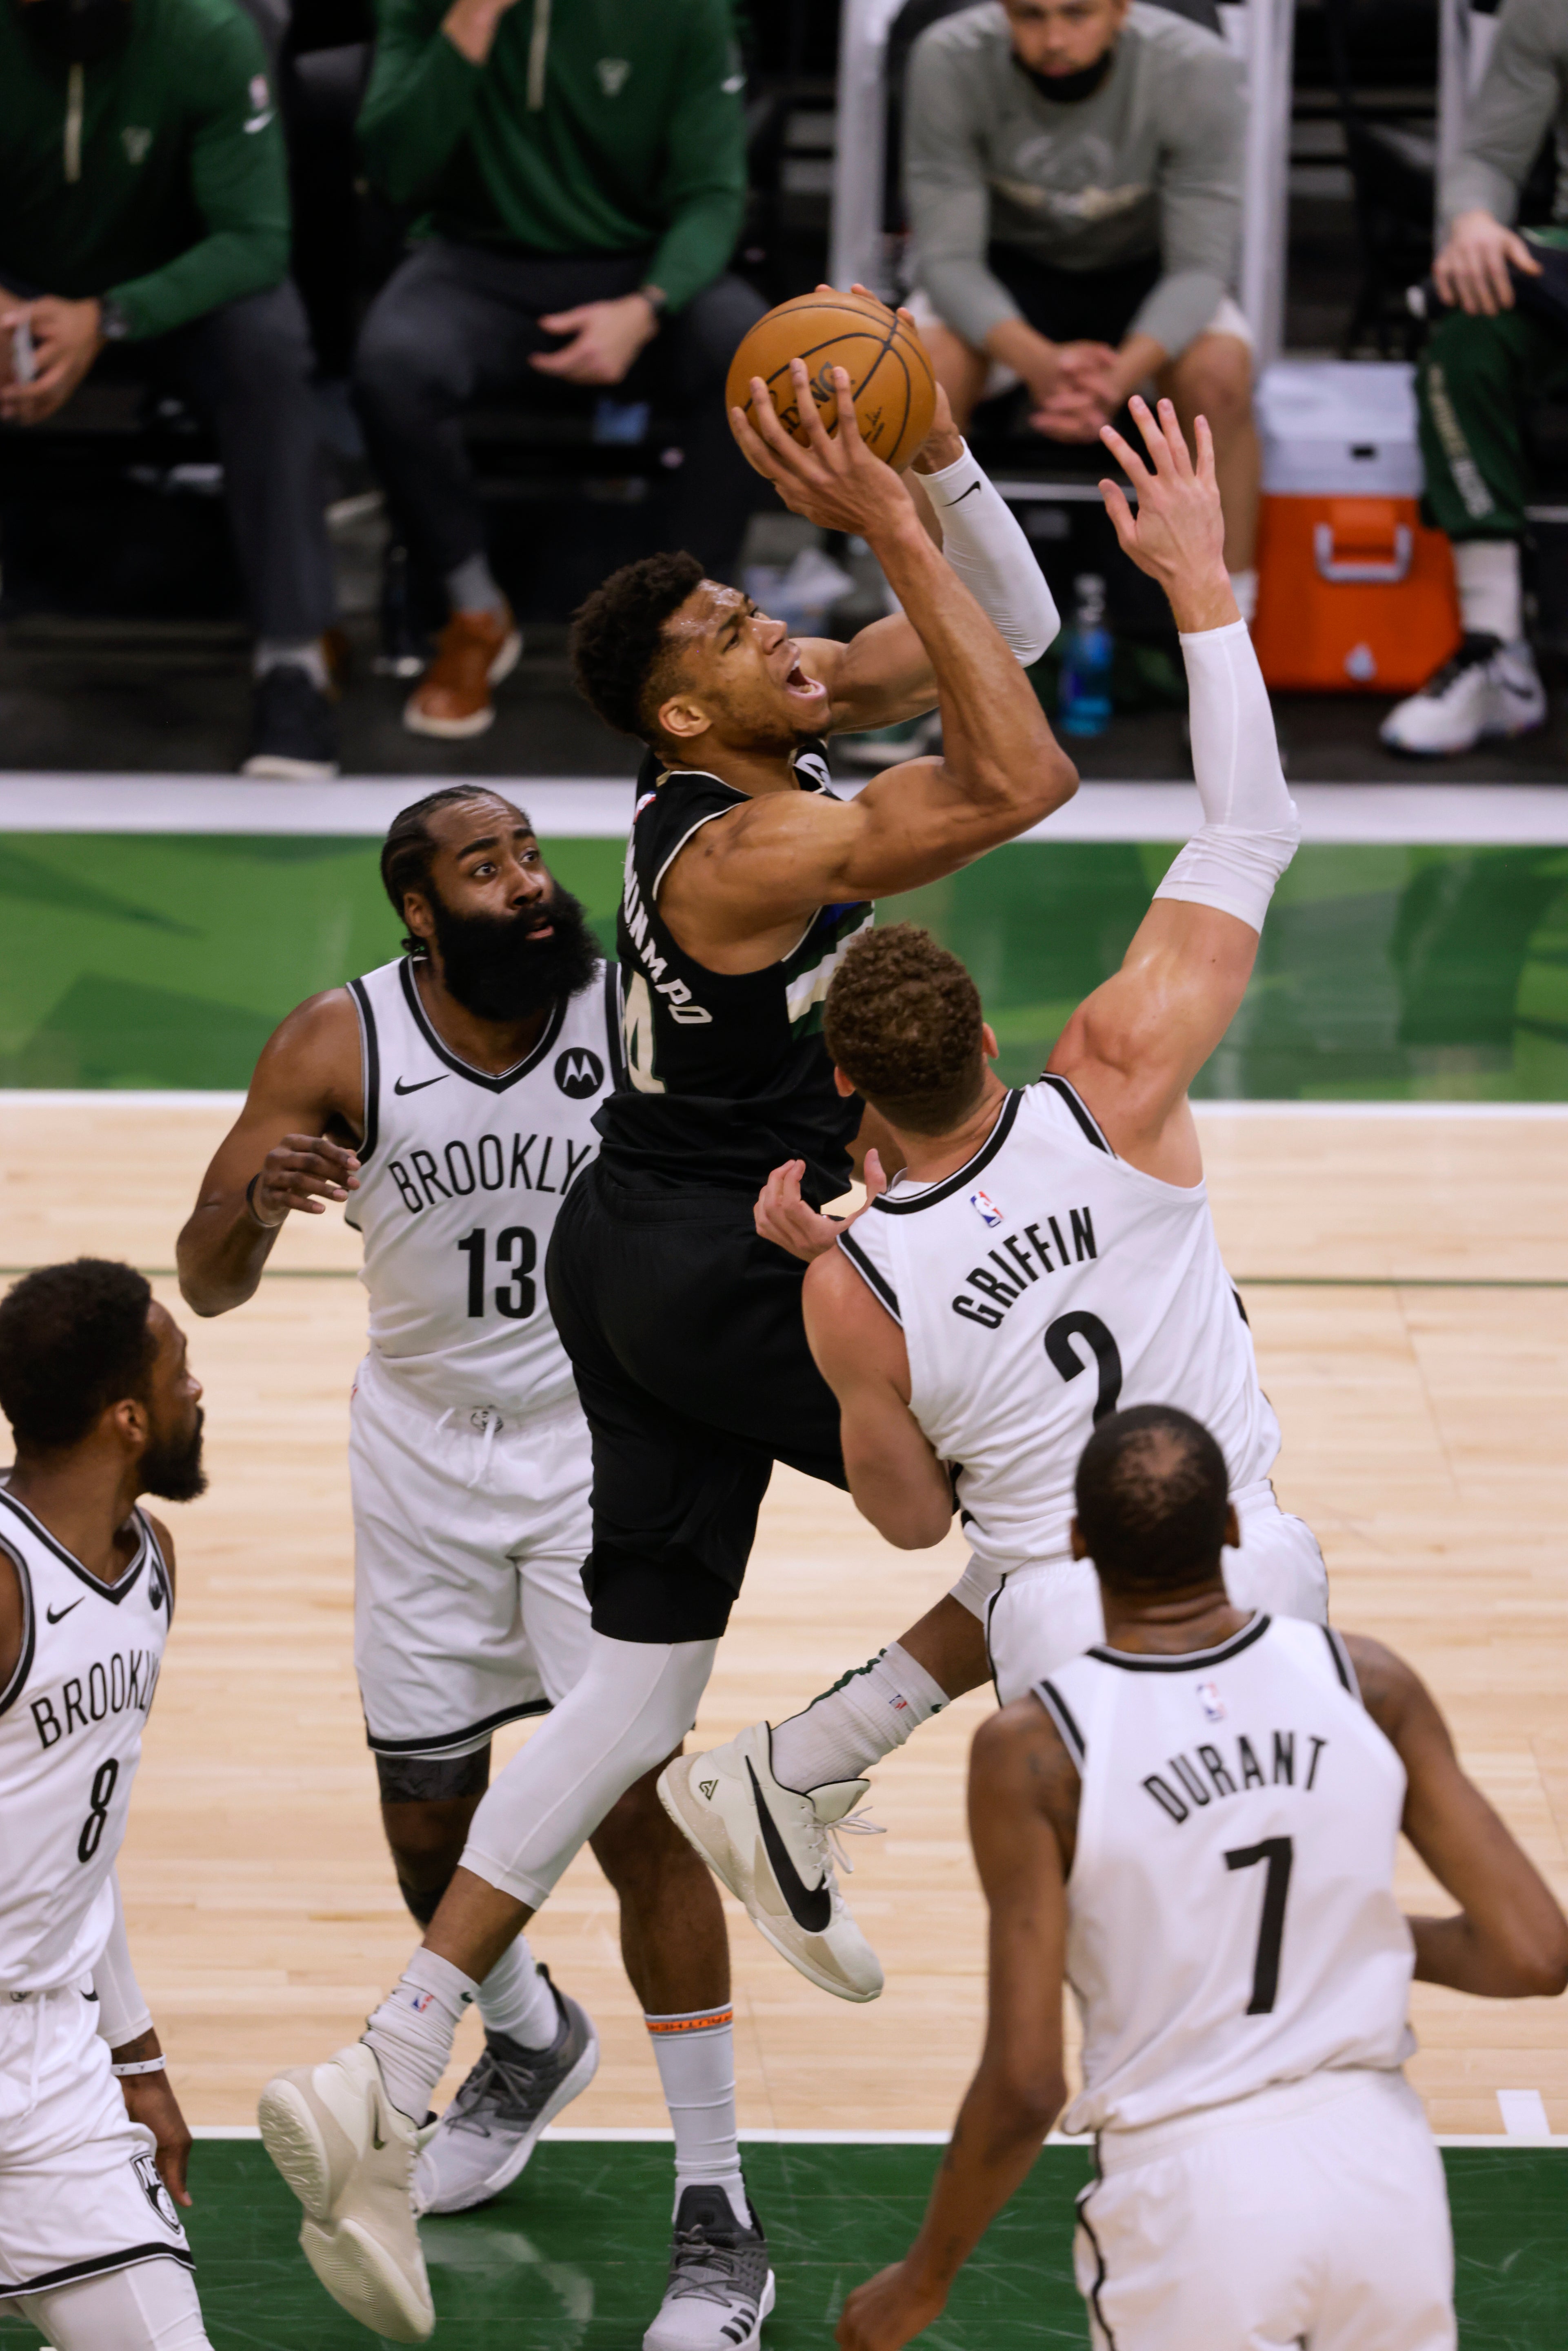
[1,1102,1566,2138]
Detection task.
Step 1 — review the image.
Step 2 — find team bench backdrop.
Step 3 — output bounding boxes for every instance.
[0,2139,1560,2349]
[1,833,1566,1100]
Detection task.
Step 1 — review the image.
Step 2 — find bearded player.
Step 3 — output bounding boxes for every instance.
[178,792,752,2351]
[0,1260,211,2349]
[246,348,1075,2341]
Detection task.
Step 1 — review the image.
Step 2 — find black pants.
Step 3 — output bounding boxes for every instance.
[985,243,1164,353]
[545,1163,846,1645]
[353,241,766,585]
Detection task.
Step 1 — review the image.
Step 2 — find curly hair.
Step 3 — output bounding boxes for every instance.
[569,550,706,744]
[0,1259,156,1454]
[1074,1406,1230,1594]
[822,924,985,1135]
[380,787,527,956]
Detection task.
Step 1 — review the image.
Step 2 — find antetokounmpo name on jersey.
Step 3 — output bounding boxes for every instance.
[622,857,711,1025]
[1144,1728,1328,1824]
[30,1648,162,1751]
[953,1204,1098,1327]
[386,1131,596,1216]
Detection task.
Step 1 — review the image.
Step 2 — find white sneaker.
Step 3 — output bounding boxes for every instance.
[644,2184,775,2351]
[258,2040,434,2342]
[1380,636,1546,756]
[657,1725,884,2002]
[412,1971,599,2215]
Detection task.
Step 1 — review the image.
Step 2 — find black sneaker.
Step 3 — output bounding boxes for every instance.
[411,1967,599,2214]
[242,664,340,779]
[644,2185,776,2351]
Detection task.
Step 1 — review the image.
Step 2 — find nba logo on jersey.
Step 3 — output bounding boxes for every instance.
[968,1189,1005,1229]
[1196,1680,1226,1722]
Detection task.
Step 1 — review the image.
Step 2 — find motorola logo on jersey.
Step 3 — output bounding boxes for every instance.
[555,1047,605,1099]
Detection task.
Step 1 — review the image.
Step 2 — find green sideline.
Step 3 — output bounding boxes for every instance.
[0,2141,1559,2347]
[2,834,1567,1098]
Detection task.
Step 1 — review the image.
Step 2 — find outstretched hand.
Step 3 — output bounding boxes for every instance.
[731,355,916,540]
[754,1151,888,1263]
[1097,396,1235,634]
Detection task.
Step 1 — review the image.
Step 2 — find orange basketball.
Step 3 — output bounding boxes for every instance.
[726,290,937,471]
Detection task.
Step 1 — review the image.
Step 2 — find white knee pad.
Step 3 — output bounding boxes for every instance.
[461,1631,719,1911]
[20,2257,212,2350]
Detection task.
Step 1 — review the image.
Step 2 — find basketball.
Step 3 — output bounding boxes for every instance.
[726,289,937,471]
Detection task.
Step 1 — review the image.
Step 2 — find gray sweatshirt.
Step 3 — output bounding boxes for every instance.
[1444,0,1568,227]
[904,0,1244,360]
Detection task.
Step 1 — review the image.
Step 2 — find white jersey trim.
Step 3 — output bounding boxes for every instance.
[397,957,569,1093]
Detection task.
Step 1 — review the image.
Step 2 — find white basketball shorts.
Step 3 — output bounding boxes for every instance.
[350,1352,594,1759]
[955,1483,1329,1706]
[0,1984,193,2304]
[1075,2067,1455,2349]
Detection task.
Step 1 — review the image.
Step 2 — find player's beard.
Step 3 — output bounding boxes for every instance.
[426,884,602,1024]
[141,1408,208,1504]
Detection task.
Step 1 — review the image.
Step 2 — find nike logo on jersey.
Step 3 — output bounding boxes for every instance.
[746,1760,832,1933]
[394,1073,447,1095]
[46,1598,84,1623]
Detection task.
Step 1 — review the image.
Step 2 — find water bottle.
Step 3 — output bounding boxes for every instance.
[1058,573,1114,738]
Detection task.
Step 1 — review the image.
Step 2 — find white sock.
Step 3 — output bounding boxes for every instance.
[1227,567,1258,627]
[254,637,329,690]
[445,552,506,616]
[769,1642,948,1794]
[475,1936,559,2048]
[1454,538,1522,642]
[646,2005,748,2227]
[364,1946,477,2123]
[21,2251,214,2347]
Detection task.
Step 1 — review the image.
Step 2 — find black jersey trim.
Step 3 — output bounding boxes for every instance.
[837,1230,902,1324]
[649,797,743,898]
[602,961,627,1089]
[397,958,568,1094]
[0,1536,35,1721]
[0,2246,196,2301]
[347,976,380,1166]
[364,1695,551,1757]
[1075,2177,1118,2349]
[870,1090,1024,1217]
[1324,1626,1360,1701]
[1039,1073,1113,1155]
[1035,1678,1086,1767]
[0,1489,148,1607]
[138,1510,174,1629]
[1086,1612,1271,1674]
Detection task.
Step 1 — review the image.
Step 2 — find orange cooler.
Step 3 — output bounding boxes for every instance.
[1251,362,1460,693]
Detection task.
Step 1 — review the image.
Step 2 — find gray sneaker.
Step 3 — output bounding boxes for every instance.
[644,2185,776,2351]
[411,1968,598,2215]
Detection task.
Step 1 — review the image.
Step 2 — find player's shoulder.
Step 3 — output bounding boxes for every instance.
[260,983,362,1069]
[1125,0,1233,65]
[913,1,1011,69]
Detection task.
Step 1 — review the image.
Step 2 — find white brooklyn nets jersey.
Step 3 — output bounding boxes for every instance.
[0,1486,169,1995]
[346,958,623,1416]
[840,1078,1280,1576]
[1039,1614,1415,2135]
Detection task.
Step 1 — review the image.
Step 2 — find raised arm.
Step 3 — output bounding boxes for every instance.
[800,1245,953,1549]
[1349,1634,1568,2000]
[176,989,363,1316]
[1048,399,1299,1182]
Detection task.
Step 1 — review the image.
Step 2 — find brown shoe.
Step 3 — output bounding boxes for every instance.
[403,603,522,739]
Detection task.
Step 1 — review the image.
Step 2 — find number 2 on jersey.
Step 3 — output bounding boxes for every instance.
[1224,1834,1294,2013]
[1045,1311,1123,1423]
[456,1227,537,1321]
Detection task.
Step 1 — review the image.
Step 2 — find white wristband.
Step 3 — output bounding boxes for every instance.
[920,442,1060,664]
[111,2055,166,2077]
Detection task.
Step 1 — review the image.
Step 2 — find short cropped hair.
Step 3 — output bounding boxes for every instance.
[1074,1405,1230,1593]
[822,924,986,1135]
[570,551,705,744]
[0,1260,156,1453]
[380,787,526,956]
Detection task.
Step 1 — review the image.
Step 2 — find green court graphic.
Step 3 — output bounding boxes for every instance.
[0,2140,1559,2348]
[2,835,1566,1096]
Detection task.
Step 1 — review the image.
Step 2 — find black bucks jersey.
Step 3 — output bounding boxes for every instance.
[594,741,873,1202]
[346,957,624,1417]
[0,1486,170,1994]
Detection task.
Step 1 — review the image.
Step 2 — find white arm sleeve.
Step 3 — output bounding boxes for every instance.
[919,443,1060,664]
[1153,619,1302,934]
[93,1869,153,2049]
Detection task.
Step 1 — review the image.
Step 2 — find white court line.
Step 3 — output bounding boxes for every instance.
[5,1093,1565,1118]
[1497,2089,1553,2136]
[189,2124,1568,2147]
[4,775,1568,845]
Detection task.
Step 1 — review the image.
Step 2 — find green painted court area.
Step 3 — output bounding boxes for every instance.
[0,2141,1561,2349]
[3,833,1567,1098]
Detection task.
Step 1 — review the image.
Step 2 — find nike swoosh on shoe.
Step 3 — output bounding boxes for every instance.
[746,1761,832,1933]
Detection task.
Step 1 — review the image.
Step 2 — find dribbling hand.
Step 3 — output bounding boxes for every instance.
[731,358,916,539]
[753,1151,888,1264]
[1097,396,1235,635]
[248,1133,360,1227]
